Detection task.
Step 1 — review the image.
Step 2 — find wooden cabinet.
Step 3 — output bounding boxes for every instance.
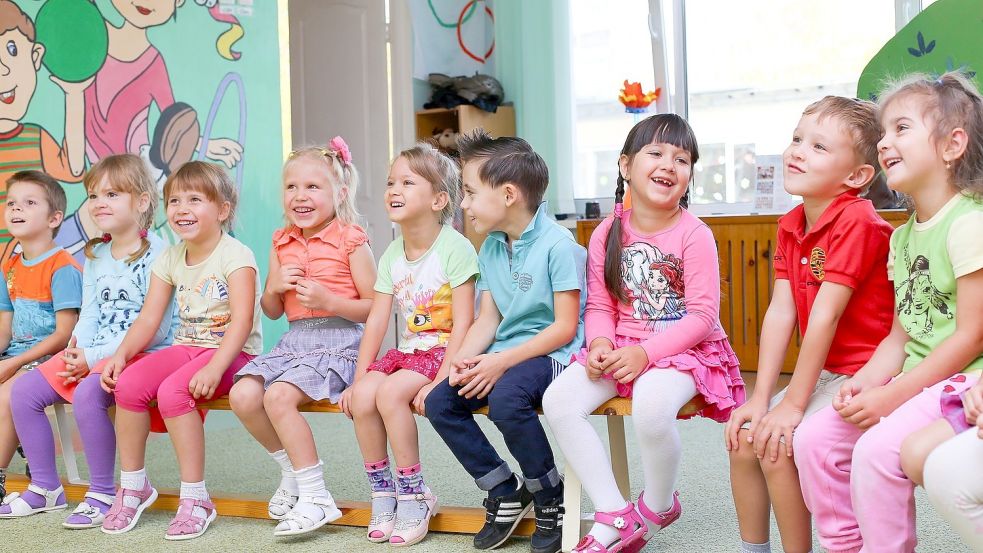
[577,210,909,373]
[415,106,516,252]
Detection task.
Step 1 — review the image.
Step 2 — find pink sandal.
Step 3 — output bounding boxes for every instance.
[165,498,217,541]
[573,502,646,552]
[623,491,682,553]
[101,481,158,535]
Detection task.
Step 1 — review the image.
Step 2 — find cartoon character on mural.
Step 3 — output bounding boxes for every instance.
[0,0,87,255]
[1,0,248,260]
[621,242,686,325]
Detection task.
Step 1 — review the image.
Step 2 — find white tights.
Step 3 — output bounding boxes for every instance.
[543,364,696,541]
[923,428,983,551]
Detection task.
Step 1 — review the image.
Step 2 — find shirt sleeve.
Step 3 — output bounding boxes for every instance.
[583,218,619,347]
[50,264,83,311]
[639,224,719,363]
[343,225,370,256]
[887,227,901,281]
[773,230,789,280]
[947,211,983,278]
[441,232,479,288]
[0,264,12,312]
[222,239,259,278]
[73,255,101,349]
[373,242,397,294]
[476,250,490,292]
[547,237,586,293]
[823,206,891,289]
[151,246,176,285]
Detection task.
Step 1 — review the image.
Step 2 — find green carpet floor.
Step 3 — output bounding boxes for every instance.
[0,409,969,552]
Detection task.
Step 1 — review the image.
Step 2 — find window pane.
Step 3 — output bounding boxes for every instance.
[685,0,895,210]
[571,0,654,199]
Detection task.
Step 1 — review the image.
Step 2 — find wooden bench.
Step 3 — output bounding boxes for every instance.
[24,395,703,552]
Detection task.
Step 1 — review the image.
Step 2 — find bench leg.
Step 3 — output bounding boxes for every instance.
[607,415,630,499]
[561,462,583,552]
[52,404,84,485]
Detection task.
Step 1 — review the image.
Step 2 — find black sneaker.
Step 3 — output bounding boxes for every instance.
[530,499,564,553]
[474,478,534,550]
[17,445,29,479]
[0,471,6,503]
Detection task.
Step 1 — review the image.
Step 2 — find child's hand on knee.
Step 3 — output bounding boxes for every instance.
[188,366,223,400]
[752,401,804,461]
[339,387,354,419]
[99,354,127,392]
[724,397,767,451]
[413,382,437,416]
[600,345,648,385]
[963,380,983,426]
[586,339,613,381]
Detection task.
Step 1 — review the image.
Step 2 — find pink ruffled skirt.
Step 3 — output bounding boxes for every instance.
[368,346,446,381]
[574,334,745,422]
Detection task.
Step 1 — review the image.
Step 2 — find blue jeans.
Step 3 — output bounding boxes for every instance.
[425,356,563,496]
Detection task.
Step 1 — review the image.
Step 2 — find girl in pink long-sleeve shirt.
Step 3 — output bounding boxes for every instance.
[543,114,745,553]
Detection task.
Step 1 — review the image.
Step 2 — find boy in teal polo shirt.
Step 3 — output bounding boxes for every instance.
[424,130,586,553]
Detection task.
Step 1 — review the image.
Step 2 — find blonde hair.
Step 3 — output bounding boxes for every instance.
[163,161,239,232]
[395,142,460,224]
[878,71,983,198]
[802,96,882,191]
[285,146,361,226]
[82,154,157,263]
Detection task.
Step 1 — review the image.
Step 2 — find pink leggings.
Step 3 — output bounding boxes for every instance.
[114,345,255,418]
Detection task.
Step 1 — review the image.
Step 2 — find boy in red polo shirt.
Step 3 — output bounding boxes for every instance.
[724,96,894,553]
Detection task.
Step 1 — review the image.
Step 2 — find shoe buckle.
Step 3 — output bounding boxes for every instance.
[612,516,627,529]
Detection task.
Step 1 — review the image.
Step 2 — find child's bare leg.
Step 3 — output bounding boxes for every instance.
[730,428,772,545]
[164,412,206,482]
[760,443,811,553]
[901,419,955,486]
[350,371,389,461]
[230,376,284,452]
[264,382,317,469]
[376,371,431,467]
[0,372,25,468]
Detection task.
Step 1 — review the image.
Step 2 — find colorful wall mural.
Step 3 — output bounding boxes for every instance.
[0,0,287,343]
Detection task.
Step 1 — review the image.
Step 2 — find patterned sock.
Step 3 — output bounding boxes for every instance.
[740,540,772,553]
[119,468,148,510]
[365,458,396,538]
[270,449,299,496]
[179,480,211,520]
[394,463,431,528]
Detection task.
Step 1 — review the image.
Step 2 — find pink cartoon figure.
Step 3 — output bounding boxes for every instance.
[644,255,685,321]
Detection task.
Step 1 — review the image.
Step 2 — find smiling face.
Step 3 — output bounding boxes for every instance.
[782,112,864,200]
[0,28,42,124]
[385,155,446,226]
[166,187,229,245]
[112,0,183,29]
[87,176,148,236]
[4,181,59,240]
[460,160,510,235]
[877,94,948,195]
[619,141,693,212]
[283,156,339,237]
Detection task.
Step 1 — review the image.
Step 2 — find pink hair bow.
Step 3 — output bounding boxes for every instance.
[613,203,624,219]
[329,136,353,166]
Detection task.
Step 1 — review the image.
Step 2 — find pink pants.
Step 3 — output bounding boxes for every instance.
[114,345,255,419]
[793,375,975,553]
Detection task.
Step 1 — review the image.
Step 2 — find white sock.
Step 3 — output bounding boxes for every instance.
[632,369,697,521]
[270,449,298,495]
[120,468,148,510]
[292,461,333,523]
[740,540,772,553]
[180,480,212,520]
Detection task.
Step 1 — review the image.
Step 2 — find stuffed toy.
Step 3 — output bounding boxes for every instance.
[431,128,460,160]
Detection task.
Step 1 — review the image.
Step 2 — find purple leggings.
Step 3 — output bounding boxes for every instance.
[11,370,116,495]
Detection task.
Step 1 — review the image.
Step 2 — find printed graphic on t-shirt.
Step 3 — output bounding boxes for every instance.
[896,251,953,338]
[92,255,149,343]
[621,241,686,325]
[407,283,453,337]
[810,246,827,280]
[176,274,232,343]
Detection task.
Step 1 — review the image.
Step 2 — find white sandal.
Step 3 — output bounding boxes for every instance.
[273,496,342,537]
[268,486,298,520]
[0,484,67,518]
[63,491,115,529]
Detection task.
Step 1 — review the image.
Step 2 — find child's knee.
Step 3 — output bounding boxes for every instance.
[759,445,797,477]
[900,433,934,485]
[262,383,303,419]
[422,380,456,421]
[350,380,381,419]
[486,385,533,423]
[923,446,963,506]
[229,378,264,415]
[375,381,412,418]
[729,430,759,467]
[853,426,898,474]
[71,377,111,415]
[155,380,196,418]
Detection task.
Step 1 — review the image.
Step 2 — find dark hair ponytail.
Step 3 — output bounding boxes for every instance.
[603,175,627,302]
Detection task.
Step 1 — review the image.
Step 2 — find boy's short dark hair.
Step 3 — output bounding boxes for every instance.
[7,170,67,236]
[457,129,549,212]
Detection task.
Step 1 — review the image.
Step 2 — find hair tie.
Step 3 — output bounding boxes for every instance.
[613,203,624,219]
[100,233,111,243]
[328,136,353,167]
[139,229,148,239]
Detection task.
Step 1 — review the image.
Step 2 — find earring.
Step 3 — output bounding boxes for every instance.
[946,160,952,170]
